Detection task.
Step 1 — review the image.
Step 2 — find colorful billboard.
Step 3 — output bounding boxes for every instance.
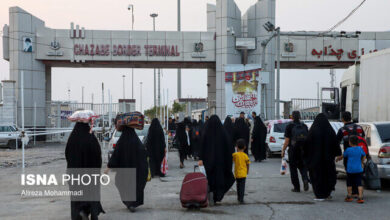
[225,65,262,118]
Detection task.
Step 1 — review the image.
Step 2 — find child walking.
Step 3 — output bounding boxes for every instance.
[343,135,366,203]
[232,139,250,204]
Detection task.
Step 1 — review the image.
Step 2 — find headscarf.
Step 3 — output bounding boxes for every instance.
[144,118,166,177]
[65,122,102,168]
[200,115,235,202]
[304,113,341,168]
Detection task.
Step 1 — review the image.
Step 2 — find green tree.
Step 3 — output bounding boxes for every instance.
[172,102,185,114]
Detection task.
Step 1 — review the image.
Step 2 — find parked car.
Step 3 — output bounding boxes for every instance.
[265,119,292,157]
[336,122,390,179]
[107,124,150,160]
[0,124,23,149]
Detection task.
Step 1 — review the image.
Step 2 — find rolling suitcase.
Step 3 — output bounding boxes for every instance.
[180,165,208,208]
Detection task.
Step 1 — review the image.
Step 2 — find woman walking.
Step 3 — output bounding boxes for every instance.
[144,118,166,177]
[304,113,342,200]
[198,115,235,204]
[251,116,267,162]
[66,122,105,220]
[107,126,148,212]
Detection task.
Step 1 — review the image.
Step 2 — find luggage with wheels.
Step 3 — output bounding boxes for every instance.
[180,165,208,208]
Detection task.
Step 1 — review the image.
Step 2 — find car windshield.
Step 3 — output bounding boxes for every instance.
[273,122,290,133]
[375,123,390,143]
[114,125,150,137]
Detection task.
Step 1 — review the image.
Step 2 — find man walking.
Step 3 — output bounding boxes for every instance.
[282,111,309,192]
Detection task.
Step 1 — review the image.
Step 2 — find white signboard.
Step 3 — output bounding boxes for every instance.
[225,64,262,117]
[235,38,256,50]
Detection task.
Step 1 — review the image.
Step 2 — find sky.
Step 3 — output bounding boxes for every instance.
[1,0,390,112]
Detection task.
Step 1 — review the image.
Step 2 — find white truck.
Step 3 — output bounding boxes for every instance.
[340,48,390,122]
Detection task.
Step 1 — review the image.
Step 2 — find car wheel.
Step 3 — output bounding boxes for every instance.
[7,140,17,149]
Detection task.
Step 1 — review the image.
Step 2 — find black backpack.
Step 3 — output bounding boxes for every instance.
[291,122,308,147]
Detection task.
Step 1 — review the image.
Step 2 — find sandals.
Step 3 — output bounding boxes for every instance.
[357,198,365,204]
[344,196,353,202]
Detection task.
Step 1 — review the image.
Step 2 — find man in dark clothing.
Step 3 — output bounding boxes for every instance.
[282,111,309,192]
[168,117,176,131]
[336,111,365,196]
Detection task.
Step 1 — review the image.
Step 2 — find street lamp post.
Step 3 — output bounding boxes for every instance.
[128,4,135,100]
[177,0,181,99]
[150,13,158,117]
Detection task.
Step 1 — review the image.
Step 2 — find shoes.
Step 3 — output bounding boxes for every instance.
[238,200,245,204]
[291,188,300,193]
[128,206,136,212]
[326,196,333,201]
[357,198,365,204]
[314,198,325,201]
[303,181,309,191]
[180,163,184,169]
[344,196,353,202]
[79,211,88,220]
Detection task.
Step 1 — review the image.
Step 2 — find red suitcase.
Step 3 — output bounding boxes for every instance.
[180,165,208,208]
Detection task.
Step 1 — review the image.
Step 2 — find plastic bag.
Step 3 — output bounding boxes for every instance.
[199,165,207,176]
[280,152,288,175]
[68,110,99,123]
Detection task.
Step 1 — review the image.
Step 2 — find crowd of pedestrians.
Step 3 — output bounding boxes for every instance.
[65,110,369,219]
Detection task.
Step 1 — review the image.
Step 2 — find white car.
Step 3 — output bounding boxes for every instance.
[0,125,23,149]
[107,124,150,159]
[265,119,292,157]
[336,122,390,179]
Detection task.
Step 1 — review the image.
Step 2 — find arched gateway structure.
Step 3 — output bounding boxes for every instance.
[3,0,390,127]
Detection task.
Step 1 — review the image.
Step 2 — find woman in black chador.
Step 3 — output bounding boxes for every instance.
[233,118,250,154]
[144,118,166,177]
[198,115,235,204]
[251,116,268,162]
[107,126,148,212]
[304,113,342,200]
[65,122,105,220]
[223,116,235,153]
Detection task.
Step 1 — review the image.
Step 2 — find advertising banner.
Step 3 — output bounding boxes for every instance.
[225,64,262,118]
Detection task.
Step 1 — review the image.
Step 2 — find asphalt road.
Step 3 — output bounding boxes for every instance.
[0,143,389,220]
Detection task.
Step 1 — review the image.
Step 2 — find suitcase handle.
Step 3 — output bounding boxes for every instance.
[194,165,199,172]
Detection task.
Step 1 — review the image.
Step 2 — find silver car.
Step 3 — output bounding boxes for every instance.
[336,122,390,179]
[107,124,150,160]
[0,125,22,149]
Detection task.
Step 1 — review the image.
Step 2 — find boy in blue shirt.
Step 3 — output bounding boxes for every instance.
[343,135,366,203]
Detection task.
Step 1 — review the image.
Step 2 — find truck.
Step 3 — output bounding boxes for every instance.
[340,48,390,122]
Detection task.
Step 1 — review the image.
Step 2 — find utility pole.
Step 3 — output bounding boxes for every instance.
[81,86,84,104]
[150,13,158,116]
[330,69,336,88]
[177,0,182,99]
[128,4,135,99]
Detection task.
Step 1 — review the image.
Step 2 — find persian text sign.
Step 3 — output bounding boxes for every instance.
[225,64,262,117]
